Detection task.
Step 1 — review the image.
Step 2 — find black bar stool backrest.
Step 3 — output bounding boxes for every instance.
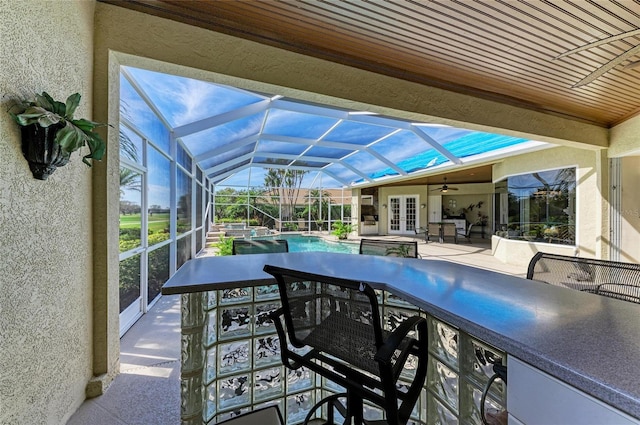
[265,264,428,425]
[359,239,418,258]
[527,252,640,304]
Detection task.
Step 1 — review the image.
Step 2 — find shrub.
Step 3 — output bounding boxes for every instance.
[214,236,234,256]
[331,221,353,240]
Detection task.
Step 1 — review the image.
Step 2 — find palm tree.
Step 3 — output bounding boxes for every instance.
[119,127,141,197]
[119,129,139,163]
[263,168,307,220]
[119,167,141,197]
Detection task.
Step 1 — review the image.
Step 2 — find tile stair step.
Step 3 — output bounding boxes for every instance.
[206,231,226,244]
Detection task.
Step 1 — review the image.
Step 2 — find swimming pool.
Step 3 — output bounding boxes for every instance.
[256,234,359,254]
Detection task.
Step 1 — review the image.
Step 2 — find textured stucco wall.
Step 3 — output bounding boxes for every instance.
[492,146,608,265]
[620,156,640,264]
[0,1,95,424]
[377,185,428,234]
[491,235,578,267]
[609,114,640,158]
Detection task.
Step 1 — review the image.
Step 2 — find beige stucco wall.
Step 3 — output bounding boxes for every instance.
[492,146,609,267]
[376,185,429,234]
[374,183,493,235]
[620,156,640,264]
[432,183,494,230]
[610,115,640,264]
[609,114,640,158]
[0,1,96,424]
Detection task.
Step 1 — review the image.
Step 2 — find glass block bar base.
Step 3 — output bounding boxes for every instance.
[180,288,505,424]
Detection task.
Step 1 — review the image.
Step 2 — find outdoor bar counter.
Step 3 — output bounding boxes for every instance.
[162,252,640,424]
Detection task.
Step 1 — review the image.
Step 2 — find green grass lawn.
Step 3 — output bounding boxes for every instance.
[120,213,169,233]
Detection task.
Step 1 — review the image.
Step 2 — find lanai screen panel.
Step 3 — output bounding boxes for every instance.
[124,67,267,128]
[122,65,551,190]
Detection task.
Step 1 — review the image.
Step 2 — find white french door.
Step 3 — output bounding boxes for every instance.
[388,195,419,234]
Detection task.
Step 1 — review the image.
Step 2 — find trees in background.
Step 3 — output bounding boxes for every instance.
[264,168,307,221]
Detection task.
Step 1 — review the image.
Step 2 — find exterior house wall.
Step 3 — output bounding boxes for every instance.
[492,146,608,267]
[610,115,640,264]
[609,114,640,158]
[427,183,494,234]
[620,156,640,264]
[377,185,429,234]
[0,1,96,423]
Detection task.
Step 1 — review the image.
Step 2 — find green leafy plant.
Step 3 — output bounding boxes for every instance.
[9,91,107,166]
[331,221,353,240]
[214,236,234,256]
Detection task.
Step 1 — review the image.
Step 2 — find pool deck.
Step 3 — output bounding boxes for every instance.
[202,231,526,277]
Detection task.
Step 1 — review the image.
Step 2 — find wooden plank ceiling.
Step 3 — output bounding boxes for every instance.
[105,0,640,127]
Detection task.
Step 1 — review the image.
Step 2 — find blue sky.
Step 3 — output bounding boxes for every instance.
[120,66,547,194]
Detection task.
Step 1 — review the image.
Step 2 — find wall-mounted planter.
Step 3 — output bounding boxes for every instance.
[21,123,70,180]
[9,92,108,180]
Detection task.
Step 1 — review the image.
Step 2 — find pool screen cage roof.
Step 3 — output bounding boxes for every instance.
[121,66,549,191]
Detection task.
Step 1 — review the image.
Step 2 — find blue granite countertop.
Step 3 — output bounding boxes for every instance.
[162,252,640,419]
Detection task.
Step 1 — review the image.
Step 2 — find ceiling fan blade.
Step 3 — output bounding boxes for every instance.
[430,177,458,192]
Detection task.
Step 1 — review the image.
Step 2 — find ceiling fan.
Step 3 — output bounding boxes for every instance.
[431,177,458,193]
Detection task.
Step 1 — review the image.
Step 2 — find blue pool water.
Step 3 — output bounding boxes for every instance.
[257,234,359,254]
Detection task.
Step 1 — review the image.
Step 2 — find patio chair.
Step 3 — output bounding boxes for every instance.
[297,218,308,232]
[232,239,289,255]
[265,265,428,425]
[427,222,441,242]
[526,252,640,304]
[457,223,474,243]
[414,226,429,243]
[441,223,458,243]
[359,238,419,258]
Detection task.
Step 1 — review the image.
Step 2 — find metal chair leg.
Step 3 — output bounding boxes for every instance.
[302,392,347,425]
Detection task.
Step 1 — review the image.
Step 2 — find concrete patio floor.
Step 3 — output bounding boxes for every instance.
[67,237,527,424]
[67,295,181,425]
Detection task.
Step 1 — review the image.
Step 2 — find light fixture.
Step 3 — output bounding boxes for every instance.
[420,204,426,209]
[382,204,387,208]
